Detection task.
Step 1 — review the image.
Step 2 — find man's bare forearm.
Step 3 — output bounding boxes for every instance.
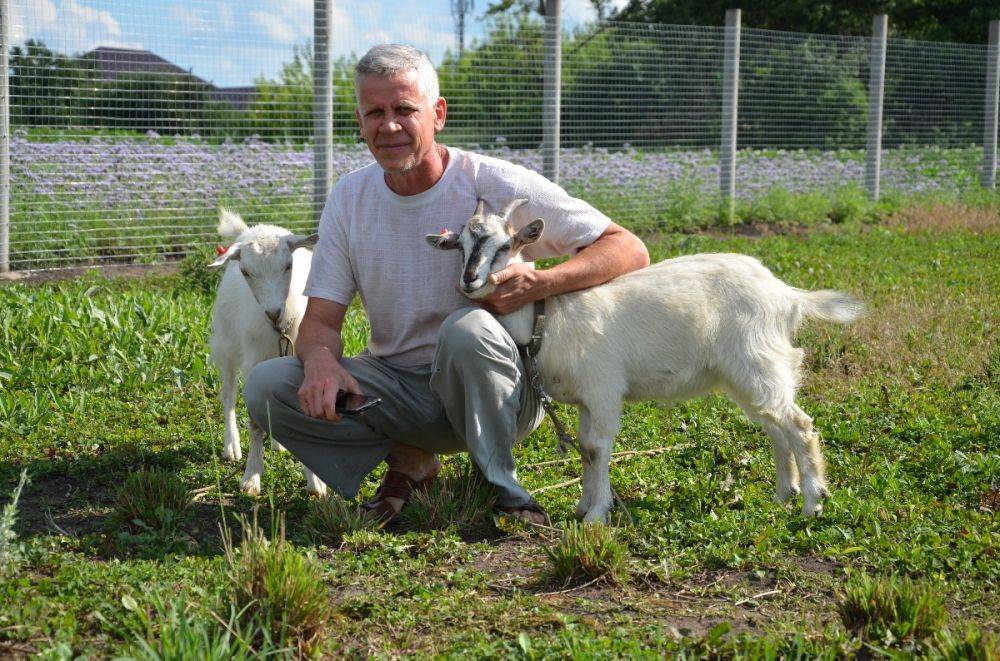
[295,316,346,368]
[540,224,649,298]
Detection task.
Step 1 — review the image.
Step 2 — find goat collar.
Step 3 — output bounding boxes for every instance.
[524,299,547,358]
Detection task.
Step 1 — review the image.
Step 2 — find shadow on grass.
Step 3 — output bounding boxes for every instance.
[0,444,277,561]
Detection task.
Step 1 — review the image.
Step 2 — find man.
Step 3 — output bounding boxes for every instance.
[244,44,648,523]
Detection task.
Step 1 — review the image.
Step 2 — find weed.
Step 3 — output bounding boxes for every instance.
[837,572,947,645]
[546,521,629,586]
[304,493,381,545]
[222,509,330,657]
[932,626,999,661]
[178,245,222,295]
[0,469,29,576]
[120,594,291,660]
[400,463,498,533]
[111,468,193,534]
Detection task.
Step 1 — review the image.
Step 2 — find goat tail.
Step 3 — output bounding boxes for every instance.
[217,207,249,240]
[796,289,864,325]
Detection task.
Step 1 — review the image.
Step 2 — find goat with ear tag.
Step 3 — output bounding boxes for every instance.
[430,197,863,522]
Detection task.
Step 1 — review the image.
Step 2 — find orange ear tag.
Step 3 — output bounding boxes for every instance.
[216,244,231,256]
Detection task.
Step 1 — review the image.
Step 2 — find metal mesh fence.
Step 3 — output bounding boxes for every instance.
[2,2,998,270]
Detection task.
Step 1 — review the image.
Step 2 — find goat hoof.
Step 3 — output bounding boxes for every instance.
[240,479,261,497]
[222,448,242,463]
[271,440,287,453]
[306,482,327,497]
[574,500,592,519]
[773,485,800,504]
[582,508,610,525]
[801,501,823,517]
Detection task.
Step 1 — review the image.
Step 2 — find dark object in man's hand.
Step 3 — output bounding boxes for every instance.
[335,391,382,415]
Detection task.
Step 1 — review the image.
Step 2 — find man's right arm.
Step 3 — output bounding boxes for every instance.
[295,297,362,422]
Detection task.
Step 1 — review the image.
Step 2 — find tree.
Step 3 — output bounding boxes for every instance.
[9,40,94,127]
[617,0,999,44]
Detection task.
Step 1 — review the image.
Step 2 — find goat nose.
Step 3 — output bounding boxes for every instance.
[265,309,281,323]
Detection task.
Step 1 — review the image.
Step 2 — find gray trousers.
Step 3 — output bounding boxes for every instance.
[243,307,545,508]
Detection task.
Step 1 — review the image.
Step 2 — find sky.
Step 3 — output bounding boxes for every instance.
[9,0,629,88]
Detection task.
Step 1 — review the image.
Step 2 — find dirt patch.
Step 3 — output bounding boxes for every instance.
[463,534,843,638]
[887,202,1000,234]
[697,221,818,240]
[14,472,115,539]
[0,261,181,286]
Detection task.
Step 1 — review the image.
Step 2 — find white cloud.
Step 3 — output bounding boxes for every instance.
[15,0,140,54]
[63,0,121,37]
[250,10,297,43]
[217,2,235,31]
[10,0,58,41]
[169,4,206,36]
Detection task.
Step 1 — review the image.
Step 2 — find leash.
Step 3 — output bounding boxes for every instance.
[522,299,633,524]
[278,328,294,357]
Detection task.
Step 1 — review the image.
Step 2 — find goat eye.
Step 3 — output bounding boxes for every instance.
[241,269,250,278]
[284,264,292,272]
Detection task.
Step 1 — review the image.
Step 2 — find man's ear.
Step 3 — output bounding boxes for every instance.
[512,218,545,252]
[209,243,241,268]
[287,233,319,251]
[425,230,462,250]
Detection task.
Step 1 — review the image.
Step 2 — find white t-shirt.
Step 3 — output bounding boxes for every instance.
[304,146,611,366]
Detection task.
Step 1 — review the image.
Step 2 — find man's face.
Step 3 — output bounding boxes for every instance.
[355,71,446,175]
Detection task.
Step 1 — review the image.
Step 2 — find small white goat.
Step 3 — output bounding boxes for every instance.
[208,208,325,496]
[428,199,862,522]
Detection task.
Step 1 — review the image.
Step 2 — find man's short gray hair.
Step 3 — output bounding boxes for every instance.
[355,44,440,104]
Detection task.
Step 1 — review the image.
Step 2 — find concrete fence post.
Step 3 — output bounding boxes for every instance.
[983,20,999,189]
[313,0,333,223]
[866,15,888,200]
[1,0,10,272]
[542,0,561,184]
[720,8,741,222]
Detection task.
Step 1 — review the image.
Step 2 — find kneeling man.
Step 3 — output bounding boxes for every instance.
[244,44,648,523]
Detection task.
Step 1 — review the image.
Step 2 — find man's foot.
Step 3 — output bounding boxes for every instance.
[362,462,440,524]
[497,501,549,526]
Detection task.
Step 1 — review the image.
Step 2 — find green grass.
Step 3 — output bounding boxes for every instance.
[0,217,998,656]
[546,521,629,586]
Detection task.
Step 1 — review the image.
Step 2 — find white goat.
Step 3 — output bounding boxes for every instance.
[428,199,862,522]
[208,208,325,496]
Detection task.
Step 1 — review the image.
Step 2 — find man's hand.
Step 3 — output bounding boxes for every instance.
[477,263,550,315]
[298,351,362,422]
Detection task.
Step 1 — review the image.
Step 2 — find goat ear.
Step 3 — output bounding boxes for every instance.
[209,243,241,268]
[286,233,319,251]
[512,218,545,251]
[217,207,249,240]
[426,230,462,250]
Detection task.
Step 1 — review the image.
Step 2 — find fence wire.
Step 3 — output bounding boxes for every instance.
[3,2,998,269]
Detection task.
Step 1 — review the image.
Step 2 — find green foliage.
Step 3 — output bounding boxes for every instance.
[932,626,1000,661]
[1,224,997,655]
[617,1,998,45]
[111,468,193,534]
[400,462,498,533]
[304,493,381,545]
[0,470,29,577]
[179,245,224,295]
[120,594,290,660]
[546,521,629,586]
[837,572,948,644]
[223,510,329,657]
[440,15,546,147]
[9,41,94,128]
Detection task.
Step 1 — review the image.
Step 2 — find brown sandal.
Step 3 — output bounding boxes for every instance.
[362,469,438,524]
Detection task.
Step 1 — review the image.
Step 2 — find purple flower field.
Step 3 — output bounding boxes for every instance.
[8,132,987,267]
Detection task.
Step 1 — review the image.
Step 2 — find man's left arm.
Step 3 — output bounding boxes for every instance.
[480,222,649,316]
